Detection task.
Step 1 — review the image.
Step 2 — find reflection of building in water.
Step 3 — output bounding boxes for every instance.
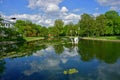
[60,46,79,64]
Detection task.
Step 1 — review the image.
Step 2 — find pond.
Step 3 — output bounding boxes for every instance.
[0,39,120,80]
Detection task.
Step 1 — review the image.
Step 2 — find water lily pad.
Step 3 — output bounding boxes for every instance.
[63,68,79,75]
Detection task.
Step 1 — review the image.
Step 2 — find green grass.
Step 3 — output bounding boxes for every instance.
[25,36,120,42]
[93,36,120,40]
[83,36,120,41]
[24,37,44,42]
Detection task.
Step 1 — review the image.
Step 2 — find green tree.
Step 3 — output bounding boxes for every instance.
[105,10,120,35]
[95,14,107,36]
[15,20,42,37]
[0,16,3,26]
[15,20,26,36]
[54,19,64,37]
[78,13,95,36]
[40,27,48,37]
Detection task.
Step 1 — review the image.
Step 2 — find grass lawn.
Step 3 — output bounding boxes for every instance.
[92,36,120,40]
[82,36,120,42]
[24,37,44,42]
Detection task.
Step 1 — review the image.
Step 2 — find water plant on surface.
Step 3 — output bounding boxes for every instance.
[63,68,79,75]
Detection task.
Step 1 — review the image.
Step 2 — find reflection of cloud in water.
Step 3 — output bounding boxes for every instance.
[61,46,79,57]
[24,57,61,76]
[60,46,80,64]
[24,46,80,76]
[97,61,120,80]
[33,46,55,56]
[33,46,80,64]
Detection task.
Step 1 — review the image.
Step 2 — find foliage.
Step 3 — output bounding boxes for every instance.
[0,27,25,41]
[78,13,95,36]
[1,10,120,42]
[15,20,42,37]
[54,19,64,36]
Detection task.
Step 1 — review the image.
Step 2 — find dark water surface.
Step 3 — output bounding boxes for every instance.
[0,39,120,80]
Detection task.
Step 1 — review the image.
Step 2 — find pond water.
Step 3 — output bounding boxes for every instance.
[0,39,120,80]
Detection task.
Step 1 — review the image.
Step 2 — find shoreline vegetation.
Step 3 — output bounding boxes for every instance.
[0,37,44,44]
[1,36,120,44]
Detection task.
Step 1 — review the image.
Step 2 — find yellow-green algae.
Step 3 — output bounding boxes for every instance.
[63,68,79,75]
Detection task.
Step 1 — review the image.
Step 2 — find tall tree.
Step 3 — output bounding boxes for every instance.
[54,19,64,36]
[105,10,120,35]
[95,14,107,36]
[78,13,95,36]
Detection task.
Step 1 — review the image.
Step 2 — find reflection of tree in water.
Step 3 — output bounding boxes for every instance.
[0,42,46,59]
[54,40,79,55]
[0,60,6,76]
[54,44,64,55]
[78,40,95,62]
[78,40,120,64]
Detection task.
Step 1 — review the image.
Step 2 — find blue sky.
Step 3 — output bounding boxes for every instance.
[0,0,120,26]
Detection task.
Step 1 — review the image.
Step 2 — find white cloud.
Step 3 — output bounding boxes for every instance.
[28,0,62,13]
[26,0,81,26]
[61,6,68,13]
[1,0,81,26]
[63,13,80,24]
[110,6,118,10]
[97,0,120,10]
[93,13,100,17]
[2,12,80,26]
[46,4,59,13]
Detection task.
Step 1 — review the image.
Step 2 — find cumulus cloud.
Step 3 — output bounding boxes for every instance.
[96,0,120,10]
[46,4,59,13]
[63,13,80,24]
[2,12,80,26]
[28,0,62,13]
[61,6,68,13]
[2,14,54,26]
[1,0,80,26]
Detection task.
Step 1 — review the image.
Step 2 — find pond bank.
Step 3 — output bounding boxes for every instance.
[25,37,45,42]
[0,37,44,44]
[0,41,19,44]
[81,37,120,42]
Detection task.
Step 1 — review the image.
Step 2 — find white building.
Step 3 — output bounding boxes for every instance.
[0,16,16,28]
[1,19,15,28]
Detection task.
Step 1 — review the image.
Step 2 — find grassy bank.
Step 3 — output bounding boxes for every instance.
[82,36,120,42]
[24,36,120,42]
[24,37,44,42]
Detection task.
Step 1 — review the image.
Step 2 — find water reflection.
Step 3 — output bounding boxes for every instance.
[79,40,120,64]
[0,39,120,80]
[0,60,5,75]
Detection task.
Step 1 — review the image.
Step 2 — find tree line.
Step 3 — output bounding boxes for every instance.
[0,10,120,41]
